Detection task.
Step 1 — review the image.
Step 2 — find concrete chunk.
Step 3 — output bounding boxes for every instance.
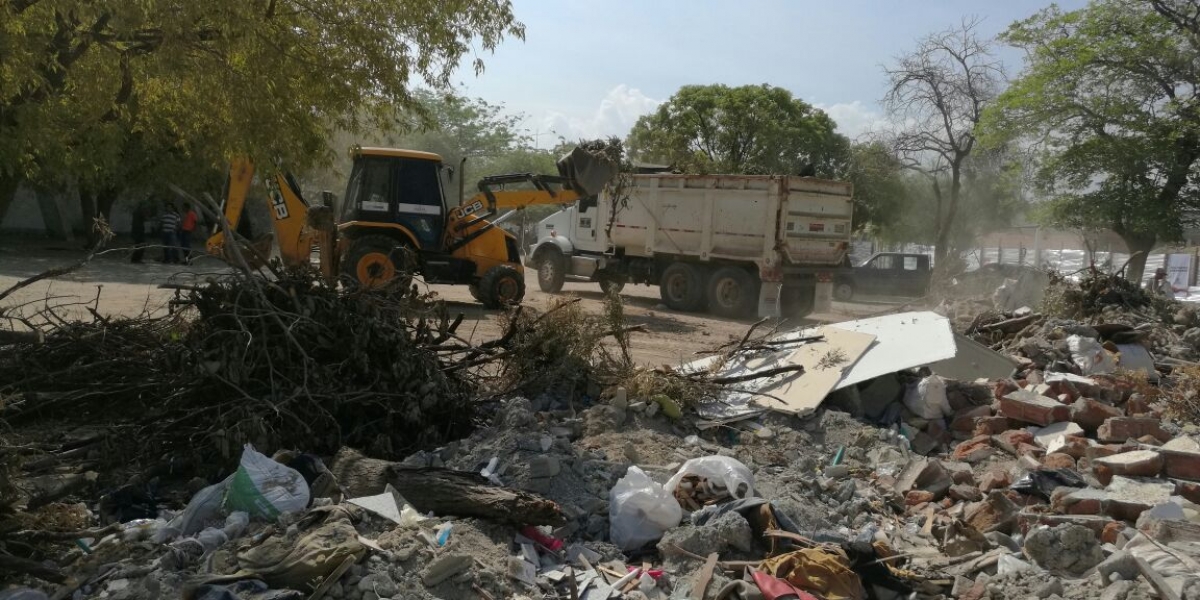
[422,554,474,586]
[1033,422,1085,449]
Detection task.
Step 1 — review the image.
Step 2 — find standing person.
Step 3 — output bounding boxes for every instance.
[130,202,147,264]
[1149,267,1183,297]
[158,202,181,264]
[179,202,199,265]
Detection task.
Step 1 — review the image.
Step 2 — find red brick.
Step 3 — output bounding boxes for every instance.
[1057,435,1091,459]
[1138,435,1163,446]
[979,471,1012,492]
[1094,450,1164,482]
[1000,391,1070,426]
[1042,453,1077,470]
[951,405,993,433]
[993,429,1036,455]
[905,490,935,506]
[1097,417,1170,444]
[973,416,1011,436]
[1086,445,1123,461]
[964,491,1019,534]
[953,435,994,463]
[1094,464,1115,486]
[1126,394,1152,416]
[993,379,1019,399]
[1176,481,1200,504]
[949,483,983,502]
[1069,398,1124,433]
[1102,521,1126,545]
[1162,449,1200,481]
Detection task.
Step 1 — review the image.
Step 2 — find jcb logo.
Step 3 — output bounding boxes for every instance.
[270,189,289,220]
[461,200,484,216]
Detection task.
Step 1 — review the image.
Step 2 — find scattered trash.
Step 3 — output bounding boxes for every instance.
[609,466,682,551]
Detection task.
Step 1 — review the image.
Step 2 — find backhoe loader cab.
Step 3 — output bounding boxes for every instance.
[208,144,617,309]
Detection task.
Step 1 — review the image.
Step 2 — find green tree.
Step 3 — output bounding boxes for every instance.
[844,141,911,238]
[883,18,1006,268]
[983,0,1200,282]
[0,0,524,230]
[625,84,849,177]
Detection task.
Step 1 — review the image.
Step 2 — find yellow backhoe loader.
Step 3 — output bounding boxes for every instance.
[205,145,617,308]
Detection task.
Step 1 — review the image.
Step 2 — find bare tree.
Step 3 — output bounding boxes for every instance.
[883,18,1004,269]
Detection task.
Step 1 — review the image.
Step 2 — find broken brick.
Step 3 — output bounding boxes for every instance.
[1085,445,1123,461]
[1042,453,1077,470]
[1176,481,1200,504]
[943,461,976,486]
[1102,521,1126,545]
[1056,436,1092,459]
[950,484,984,503]
[1126,394,1152,416]
[1093,450,1164,481]
[1000,390,1070,426]
[1097,417,1170,444]
[1061,477,1174,522]
[1016,513,1115,538]
[993,429,1036,456]
[905,490,935,506]
[1138,435,1163,446]
[993,379,1019,400]
[1069,398,1124,433]
[1017,443,1045,458]
[972,416,1011,437]
[1162,448,1200,482]
[979,471,1011,492]
[953,435,994,463]
[964,491,1019,534]
[951,405,993,433]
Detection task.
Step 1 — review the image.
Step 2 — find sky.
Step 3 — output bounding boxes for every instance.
[454,0,1090,145]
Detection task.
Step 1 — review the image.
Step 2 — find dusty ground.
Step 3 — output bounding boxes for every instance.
[0,236,898,366]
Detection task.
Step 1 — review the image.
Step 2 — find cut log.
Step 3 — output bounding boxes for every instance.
[0,553,66,583]
[329,448,564,526]
[977,314,1039,334]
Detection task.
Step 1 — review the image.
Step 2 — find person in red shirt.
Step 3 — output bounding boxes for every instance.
[179,202,199,265]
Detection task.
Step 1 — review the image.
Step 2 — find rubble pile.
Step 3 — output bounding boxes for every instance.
[9,264,1200,599]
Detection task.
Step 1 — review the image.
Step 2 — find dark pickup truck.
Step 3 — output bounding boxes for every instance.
[833,252,932,301]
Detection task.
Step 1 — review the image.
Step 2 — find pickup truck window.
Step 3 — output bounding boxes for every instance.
[871,255,895,269]
[904,256,919,270]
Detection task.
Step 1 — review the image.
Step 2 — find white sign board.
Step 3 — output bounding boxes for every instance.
[1166,253,1193,289]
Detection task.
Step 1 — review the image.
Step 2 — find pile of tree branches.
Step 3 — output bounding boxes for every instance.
[0,268,480,467]
[1043,267,1174,321]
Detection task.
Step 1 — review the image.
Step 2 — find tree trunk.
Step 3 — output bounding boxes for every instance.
[0,174,21,227]
[1116,230,1156,284]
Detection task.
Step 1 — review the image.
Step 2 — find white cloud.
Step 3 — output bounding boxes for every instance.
[540,84,662,141]
[813,100,890,141]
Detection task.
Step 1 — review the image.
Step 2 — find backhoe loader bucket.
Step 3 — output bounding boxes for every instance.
[556,146,620,198]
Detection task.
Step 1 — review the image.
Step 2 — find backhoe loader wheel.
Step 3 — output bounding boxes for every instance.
[341,234,408,290]
[536,249,566,293]
[478,265,526,309]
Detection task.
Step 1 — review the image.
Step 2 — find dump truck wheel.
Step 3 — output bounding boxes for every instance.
[536,249,566,293]
[707,267,759,318]
[833,280,855,302]
[468,284,482,302]
[341,234,410,291]
[479,265,526,309]
[598,273,626,295]
[782,285,816,319]
[659,262,705,312]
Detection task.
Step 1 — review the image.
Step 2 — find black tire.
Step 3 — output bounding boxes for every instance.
[782,285,816,319]
[340,234,410,290]
[536,249,566,293]
[706,266,760,318]
[468,284,482,303]
[659,262,706,312]
[478,265,526,309]
[833,280,855,302]
[598,271,626,295]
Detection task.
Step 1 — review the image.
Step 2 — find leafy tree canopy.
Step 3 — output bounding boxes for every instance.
[983,0,1200,281]
[625,84,849,177]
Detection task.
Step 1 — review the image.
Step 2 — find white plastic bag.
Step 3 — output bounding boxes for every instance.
[223,444,310,520]
[1068,335,1116,374]
[665,456,756,503]
[609,466,682,551]
[902,375,952,420]
[155,480,229,542]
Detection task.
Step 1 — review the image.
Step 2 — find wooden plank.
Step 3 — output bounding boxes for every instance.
[1135,556,1182,600]
[921,506,937,537]
[690,553,719,600]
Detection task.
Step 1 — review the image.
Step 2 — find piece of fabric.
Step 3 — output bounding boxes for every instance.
[199,505,365,592]
[182,210,198,232]
[752,570,820,600]
[760,547,866,600]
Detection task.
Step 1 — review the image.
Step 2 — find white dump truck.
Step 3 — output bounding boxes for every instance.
[525,173,854,318]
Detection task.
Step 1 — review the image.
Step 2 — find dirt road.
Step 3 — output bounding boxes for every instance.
[0,239,898,366]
